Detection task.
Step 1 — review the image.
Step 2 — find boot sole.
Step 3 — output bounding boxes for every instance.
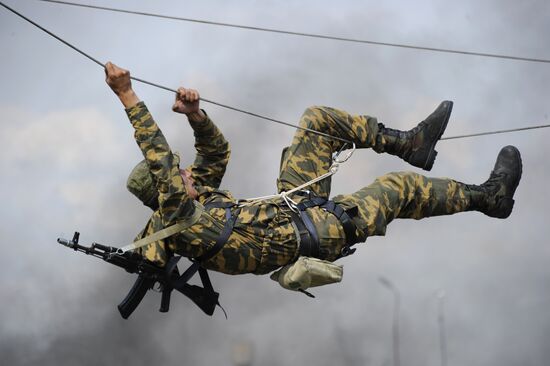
[423,101,453,171]
[510,146,523,191]
[486,146,523,218]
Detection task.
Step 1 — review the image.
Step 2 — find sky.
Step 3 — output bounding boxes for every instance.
[1,0,549,365]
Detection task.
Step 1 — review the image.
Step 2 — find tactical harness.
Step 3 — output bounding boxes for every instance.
[159,194,361,316]
[58,194,362,318]
[289,193,360,259]
[114,143,360,316]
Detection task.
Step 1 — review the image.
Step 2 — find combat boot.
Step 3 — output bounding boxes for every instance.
[466,145,523,218]
[376,101,453,171]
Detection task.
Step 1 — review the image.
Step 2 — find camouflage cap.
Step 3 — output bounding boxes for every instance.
[126,159,159,210]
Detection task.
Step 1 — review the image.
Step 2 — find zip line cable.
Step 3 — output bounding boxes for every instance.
[36,0,550,65]
[0,1,352,144]
[440,124,550,140]
[1,1,549,143]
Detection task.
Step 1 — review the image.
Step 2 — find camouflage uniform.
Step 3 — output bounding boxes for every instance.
[128,103,472,275]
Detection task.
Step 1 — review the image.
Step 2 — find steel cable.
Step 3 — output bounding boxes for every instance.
[36,0,550,65]
[440,124,550,140]
[0,1,353,144]
[1,1,549,142]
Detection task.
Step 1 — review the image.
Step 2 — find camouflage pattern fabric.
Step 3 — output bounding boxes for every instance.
[277,106,472,258]
[186,110,231,189]
[277,106,381,198]
[128,102,297,275]
[332,173,470,241]
[127,103,473,275]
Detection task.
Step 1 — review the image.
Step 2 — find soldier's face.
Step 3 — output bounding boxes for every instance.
[180,168,198,200]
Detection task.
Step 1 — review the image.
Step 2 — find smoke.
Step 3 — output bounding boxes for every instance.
[1,0,549,365]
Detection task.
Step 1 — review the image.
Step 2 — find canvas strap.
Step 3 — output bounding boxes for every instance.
[117,202,204,254]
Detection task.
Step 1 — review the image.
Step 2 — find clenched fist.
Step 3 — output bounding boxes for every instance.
[172,87,205,122]
[105,61,139,108]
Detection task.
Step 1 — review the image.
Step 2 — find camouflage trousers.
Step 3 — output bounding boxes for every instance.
[277,106,471,242]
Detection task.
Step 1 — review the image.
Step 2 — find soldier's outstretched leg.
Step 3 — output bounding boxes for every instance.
[332,146,522,242]
[278,102,453,197]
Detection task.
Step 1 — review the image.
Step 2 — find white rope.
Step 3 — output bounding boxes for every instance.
[238,143,356,208]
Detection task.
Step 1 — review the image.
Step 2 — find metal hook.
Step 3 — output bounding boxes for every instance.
[333,142,356,164]
[281,193,299,213]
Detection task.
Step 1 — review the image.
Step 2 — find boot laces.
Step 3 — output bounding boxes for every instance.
[409,120,427,135]
[481,171,506,194]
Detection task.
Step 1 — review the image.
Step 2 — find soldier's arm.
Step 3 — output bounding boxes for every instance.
[172,87,231,189]
[105,62,195,226]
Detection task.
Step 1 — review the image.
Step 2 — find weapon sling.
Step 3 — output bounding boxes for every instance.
[116,201,204,254]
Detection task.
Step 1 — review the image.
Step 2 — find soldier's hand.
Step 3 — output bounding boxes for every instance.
[105,62,132,95]
[105,62,139,108]
[172,87,203,120]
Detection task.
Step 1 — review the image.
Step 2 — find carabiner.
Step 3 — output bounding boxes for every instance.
[333,142,356,164]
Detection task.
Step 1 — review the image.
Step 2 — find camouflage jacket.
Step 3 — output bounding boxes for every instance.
[128,102,346,275]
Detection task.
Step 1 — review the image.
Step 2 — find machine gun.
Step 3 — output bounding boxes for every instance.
[57,232,221,319]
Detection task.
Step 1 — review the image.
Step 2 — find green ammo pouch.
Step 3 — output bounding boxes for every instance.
[270,256,343,296]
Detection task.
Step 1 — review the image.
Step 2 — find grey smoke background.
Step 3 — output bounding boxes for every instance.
[0,0,549,365]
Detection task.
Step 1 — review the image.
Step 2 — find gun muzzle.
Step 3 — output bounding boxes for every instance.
[57,237,79,249]
[57,232,80,249]
[57,237,72,247]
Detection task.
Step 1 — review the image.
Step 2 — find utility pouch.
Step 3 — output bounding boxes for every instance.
[270,256,343,294]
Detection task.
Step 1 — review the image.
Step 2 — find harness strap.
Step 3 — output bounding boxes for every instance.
[197,266,227,318]
[297,210,321,258]
[292,197,325,258]
[320,201,359,256]
[296,196,327,211]
[168,257,199,289]
[196,206,241,262]
[287,209,315,258]
[164,202,238,317]
[292,196,360,259]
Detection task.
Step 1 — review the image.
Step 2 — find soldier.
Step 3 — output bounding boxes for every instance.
[105,61,522,277]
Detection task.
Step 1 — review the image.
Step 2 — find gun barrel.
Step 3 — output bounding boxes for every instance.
[93,242,118,253]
